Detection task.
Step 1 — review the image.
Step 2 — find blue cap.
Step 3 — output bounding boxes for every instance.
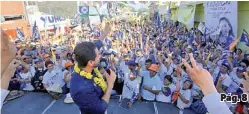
[34,58,43,64]
[127,60,136,66]
[237,67,247,72]
[222,62,230,69]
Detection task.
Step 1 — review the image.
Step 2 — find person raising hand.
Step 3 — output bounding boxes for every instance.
[182,53,232,114]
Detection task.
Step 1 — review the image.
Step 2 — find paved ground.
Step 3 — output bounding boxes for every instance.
[1,92,197,114]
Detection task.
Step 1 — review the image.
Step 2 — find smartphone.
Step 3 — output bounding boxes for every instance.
[105,68,111,75]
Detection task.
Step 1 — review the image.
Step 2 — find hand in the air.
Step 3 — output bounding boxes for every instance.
[182,53,217,95]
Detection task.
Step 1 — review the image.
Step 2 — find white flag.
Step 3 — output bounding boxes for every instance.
[198,22,206,34]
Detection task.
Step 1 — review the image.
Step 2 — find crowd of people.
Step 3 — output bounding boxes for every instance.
[1,17,249,114]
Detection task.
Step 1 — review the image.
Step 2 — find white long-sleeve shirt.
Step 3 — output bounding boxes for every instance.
[203,92,232,114]
[1,89,9,109]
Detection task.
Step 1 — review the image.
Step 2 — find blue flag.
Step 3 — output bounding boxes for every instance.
[53,25,57,34]
[32,21,40,40]
[16,28,24,40]
[240,30,249,46]
[201,28,207,43]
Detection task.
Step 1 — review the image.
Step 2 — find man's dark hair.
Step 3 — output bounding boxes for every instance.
[74,42,97,68]
[240,59,249,67]
[184,80,193,89]
[237,48,242,53]
[145,59,153,64]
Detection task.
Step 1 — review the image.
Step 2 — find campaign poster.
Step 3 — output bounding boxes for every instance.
[204,1,238,48]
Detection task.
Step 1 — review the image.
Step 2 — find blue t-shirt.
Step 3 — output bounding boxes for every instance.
[70,72,107,114]
[94,40,103,50]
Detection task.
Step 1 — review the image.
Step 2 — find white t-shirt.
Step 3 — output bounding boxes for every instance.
[140,71,162,101]
[227,72,243,93]
[159,64,173,81]
[177,89,192,109]
[119,61,130,80]
[42,68,65,88]
[20,72,35,91]
[156,82,176,103]
[122,71,140,99]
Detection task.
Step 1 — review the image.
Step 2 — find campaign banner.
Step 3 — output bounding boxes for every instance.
[70,13,82,27]
[204,1,238,39]
[35,14,66,30]
[177,4,196,30]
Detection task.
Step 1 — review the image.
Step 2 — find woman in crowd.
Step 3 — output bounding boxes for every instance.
[175,79,193,114]
[156,75,176,103]
[42,61,65,100]
[218,17,235,50]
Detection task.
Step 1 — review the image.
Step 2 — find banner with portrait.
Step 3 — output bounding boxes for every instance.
[204,1,238,48]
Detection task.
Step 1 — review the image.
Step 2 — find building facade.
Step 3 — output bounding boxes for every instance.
[0,1,32,39]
